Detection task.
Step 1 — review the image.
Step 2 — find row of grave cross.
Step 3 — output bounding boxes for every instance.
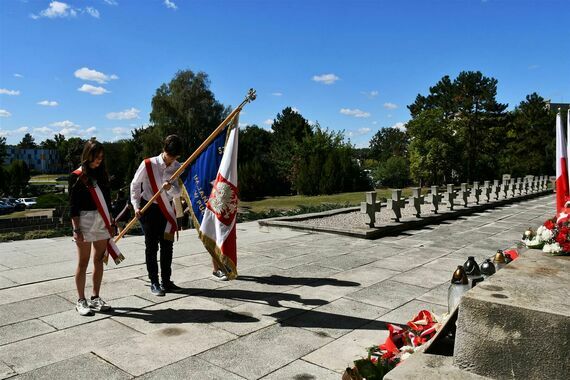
[360,175,550,227]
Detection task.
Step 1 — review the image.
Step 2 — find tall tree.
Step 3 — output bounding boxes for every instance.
[8,160,30,197]
[269,107,313,191]
[18,133,37,149]
[500,93,556,176]
[368,127,409,163]
[0,136,7,163]
[406,109,457,185]
[408,71,508,182]
[150,70,230,158]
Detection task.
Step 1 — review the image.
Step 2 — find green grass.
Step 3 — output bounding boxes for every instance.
[29,174,68,184]
[239,188,416,213]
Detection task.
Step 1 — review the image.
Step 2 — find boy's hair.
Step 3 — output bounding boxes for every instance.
[163,135,182,157]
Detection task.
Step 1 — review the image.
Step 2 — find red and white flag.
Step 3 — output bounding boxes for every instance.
[556,111,568,215]
[199,124,239,279]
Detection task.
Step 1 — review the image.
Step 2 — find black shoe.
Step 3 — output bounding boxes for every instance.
[162,280,182,292]
[150,282,165,296]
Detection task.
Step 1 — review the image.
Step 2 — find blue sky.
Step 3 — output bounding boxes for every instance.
[1,0,569,148]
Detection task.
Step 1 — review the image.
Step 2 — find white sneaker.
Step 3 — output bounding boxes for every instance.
[76,299,94,316]
[212,269,228,281]
[89,297,111,312]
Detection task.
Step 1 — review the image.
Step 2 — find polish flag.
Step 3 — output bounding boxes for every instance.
[199,125,239,279]
[556,111,568,215]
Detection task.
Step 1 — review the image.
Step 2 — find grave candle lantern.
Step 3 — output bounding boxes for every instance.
[480,258,496,278]
[448,265,470,313]
[463,256,484,287]
[493,249,507,271]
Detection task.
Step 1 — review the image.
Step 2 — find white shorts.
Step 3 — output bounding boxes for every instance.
[79,210,111,242]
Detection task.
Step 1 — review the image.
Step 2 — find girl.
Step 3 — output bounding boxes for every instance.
[69,139,113,316]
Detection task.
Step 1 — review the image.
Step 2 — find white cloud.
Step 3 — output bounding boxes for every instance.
[14,73,23,78]
[31,2,100,19]
[263,119,273,126]
[106,107,140,120]
[86,127,97,134]
[37,100,59,107]
[383,102,398,110]
[78,84,110,95]
[85,7,100,18]
[391,122,406,131]
[164,0,177,9]
[357,127,371,135]
[31,1,77,19]
[34,127,55,135]
[361,90,379,98]
[340,108,371,118]
[104,0,118,5]
[312,73,340,85]
[372,121,378,125]
[272,92,283,96]
[50,120,79,128]
[60,127,79,136]
[0,110,12,117]
[0,88,20,96]
[74,67,118,84]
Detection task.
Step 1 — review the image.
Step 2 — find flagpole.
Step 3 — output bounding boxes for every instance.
[114,89,256,243]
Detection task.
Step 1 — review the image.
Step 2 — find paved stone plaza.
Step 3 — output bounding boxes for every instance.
[0,195,554,379]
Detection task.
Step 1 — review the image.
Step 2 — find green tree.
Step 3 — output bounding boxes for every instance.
[369,127,409,163]
[61,137,86,171]
[150,69,230,159]
[238,125,281,199]
[0,136,7,163]
[373,156,409,188]
[294,127,369,195]
[270,107,313,191]
[103,139,137,190]
[8,160,30,196]
[40,138,57,150]
[407,109,457,185]
[18,133,37,149]
[500,93,556,177]
[408,71,508,182]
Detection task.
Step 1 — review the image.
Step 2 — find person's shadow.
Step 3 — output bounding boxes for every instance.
[236,275,360,288]
[105,307,259,325]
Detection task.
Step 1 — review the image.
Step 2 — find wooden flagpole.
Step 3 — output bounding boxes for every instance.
[114,88,256,244]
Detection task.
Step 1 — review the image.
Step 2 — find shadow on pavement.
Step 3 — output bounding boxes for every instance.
[236,275,360,287]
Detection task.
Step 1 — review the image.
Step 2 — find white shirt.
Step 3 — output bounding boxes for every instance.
[130,154,182,210]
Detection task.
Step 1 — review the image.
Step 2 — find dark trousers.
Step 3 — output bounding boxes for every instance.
[140,199,173,284]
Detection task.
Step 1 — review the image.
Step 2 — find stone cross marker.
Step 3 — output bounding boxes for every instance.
[360,191,381,227]
[483,180,492,202]
[426,186,442,214]
[509,178,516,197]
[460,183,471,207]
[493,180,501,200]
[472,181,482,204]
[410,187,424,218]
[502,178,510,198]
[516,178,523,196]
[444,184,456,211]
[387,189,406,222]
[541,175,548,190]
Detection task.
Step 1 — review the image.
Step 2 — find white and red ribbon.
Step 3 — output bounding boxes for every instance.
[73,168,125,265]
[144,158,178,241]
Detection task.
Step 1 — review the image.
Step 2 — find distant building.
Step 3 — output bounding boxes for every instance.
[545,101,570,113]
[4,146,62,173]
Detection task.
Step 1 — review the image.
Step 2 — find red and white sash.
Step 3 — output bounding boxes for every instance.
[72,168,125,265]
[144,158,178,241]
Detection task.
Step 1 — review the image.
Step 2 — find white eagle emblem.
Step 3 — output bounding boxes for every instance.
[208,180,238,221]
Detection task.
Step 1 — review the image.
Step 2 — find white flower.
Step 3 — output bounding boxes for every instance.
[542,242,561,253]
[540,228,553,241]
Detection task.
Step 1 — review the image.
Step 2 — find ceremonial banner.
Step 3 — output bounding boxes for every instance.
[556,111,568,215]
[182,116,239,279]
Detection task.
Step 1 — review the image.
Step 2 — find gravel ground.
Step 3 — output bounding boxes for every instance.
[301,192,521,229]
